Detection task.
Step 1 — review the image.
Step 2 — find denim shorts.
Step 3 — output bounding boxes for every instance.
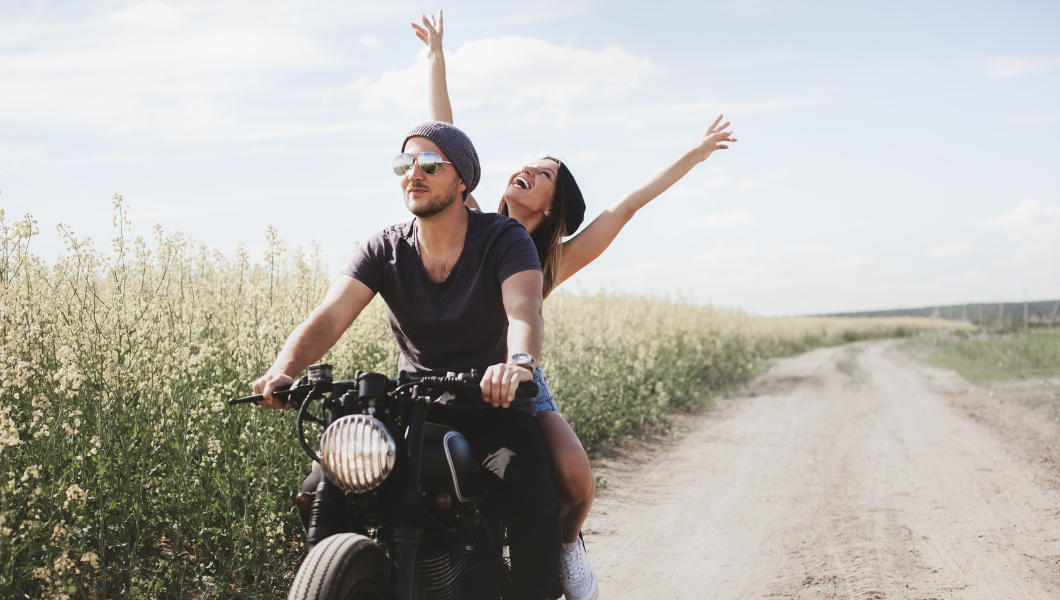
[533,366,558,413]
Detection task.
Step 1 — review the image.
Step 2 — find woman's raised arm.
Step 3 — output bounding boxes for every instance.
[411,12,454,125]
[556,116,737,284]
[411,11,481,210]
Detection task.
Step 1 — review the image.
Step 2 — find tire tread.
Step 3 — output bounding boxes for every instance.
[288,534,388,600]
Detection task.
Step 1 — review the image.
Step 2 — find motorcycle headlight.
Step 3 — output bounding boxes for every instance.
[319,415,397,494]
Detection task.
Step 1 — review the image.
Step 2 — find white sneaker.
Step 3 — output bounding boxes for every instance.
[559,536,599,600]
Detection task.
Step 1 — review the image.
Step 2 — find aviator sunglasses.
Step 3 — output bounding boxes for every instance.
[393,152,452,176]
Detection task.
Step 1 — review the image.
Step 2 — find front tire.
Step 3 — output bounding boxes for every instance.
[288,534,390,600]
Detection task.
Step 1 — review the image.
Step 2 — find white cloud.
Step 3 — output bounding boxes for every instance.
[978,57,1060,78]
[977,199,1060,242]
[354,37,657,113]
[0,143,44,172]
[671,166,785,197]
[639,98,824,116]
[934,271,989,286]
[564,245,909,315]
[775,243,831,257]
[976,200,1060,280]
[0,2,385,141]
[926,243,973,257]
[358,36,378,48]
[1018,115,1059,124]
[823,256,874,273]
[109,1,186,28]
[688,210,757,229]
[716,0,781,17]
[125,199,225,221]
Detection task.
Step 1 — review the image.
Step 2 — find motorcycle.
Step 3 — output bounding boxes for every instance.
[229,364,540,600]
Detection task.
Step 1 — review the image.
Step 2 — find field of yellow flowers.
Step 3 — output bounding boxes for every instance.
[0,202,963,599]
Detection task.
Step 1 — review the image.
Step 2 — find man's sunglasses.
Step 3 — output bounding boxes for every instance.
[393,152,452,176]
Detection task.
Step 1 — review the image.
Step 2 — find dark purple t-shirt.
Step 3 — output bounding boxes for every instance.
[343,209,541,410]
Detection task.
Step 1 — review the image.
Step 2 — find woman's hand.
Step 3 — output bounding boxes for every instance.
[411,10,444,58]
[692,115,737,162]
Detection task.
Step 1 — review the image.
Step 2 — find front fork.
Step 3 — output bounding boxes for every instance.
[305,391,351,547]
[393,399,427,600]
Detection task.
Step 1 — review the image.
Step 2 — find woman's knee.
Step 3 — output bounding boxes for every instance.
[553,453,595,504]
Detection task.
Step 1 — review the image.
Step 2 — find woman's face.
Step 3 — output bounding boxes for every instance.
[503,159,559,216]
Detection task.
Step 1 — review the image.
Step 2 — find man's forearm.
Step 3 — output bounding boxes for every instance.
[269,311,340,378]
[507,311,544,362]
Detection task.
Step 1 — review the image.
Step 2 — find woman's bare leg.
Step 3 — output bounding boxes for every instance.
[537,410,595,543]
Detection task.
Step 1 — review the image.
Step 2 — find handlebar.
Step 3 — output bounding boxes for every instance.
[228,386,293,406]
[227,371,538,406]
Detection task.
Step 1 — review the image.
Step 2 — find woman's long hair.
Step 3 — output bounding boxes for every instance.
[498,157,582,297]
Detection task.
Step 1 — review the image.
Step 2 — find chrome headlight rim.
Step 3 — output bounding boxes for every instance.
[319,414,397,494]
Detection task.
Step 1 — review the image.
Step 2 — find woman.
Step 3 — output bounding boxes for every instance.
[412,12,735,600]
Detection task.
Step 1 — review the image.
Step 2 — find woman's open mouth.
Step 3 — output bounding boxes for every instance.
[511,175,530,190]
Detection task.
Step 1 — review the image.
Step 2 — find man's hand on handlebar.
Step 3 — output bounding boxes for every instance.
[480,363,533,409]
[252,372,295,410]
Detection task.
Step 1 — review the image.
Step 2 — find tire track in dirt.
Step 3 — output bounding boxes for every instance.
[582,340,1060,599]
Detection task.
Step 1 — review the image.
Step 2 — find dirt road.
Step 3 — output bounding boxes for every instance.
[583,340,1060,599]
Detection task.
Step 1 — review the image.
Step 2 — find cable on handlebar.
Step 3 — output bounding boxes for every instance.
[296,394,323,464]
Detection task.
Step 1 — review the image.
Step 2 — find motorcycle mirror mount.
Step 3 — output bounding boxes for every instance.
[307,364,333,383]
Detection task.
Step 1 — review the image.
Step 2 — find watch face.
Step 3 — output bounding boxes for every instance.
[510,353,533,365]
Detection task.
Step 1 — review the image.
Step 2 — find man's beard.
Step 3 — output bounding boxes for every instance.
[406,178,461,218]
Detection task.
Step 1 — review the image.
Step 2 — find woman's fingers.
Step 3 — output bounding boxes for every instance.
[420,11,443,36]
[705,114,723,134]
[411,25,428,44]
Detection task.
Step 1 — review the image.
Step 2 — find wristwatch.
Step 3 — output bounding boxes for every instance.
[508,353,536,371]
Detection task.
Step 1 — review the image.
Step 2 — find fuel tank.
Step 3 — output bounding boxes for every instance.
[419,423,485,504]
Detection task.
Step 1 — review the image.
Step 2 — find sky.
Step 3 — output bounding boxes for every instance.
[1,0,1058,315]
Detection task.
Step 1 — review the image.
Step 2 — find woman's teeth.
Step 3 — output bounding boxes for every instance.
[513,176,530,189]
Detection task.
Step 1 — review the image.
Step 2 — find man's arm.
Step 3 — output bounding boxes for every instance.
[252,275,375,409]
[480,269,544,408]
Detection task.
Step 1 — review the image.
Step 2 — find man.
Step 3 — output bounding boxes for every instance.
[252,121,561,600]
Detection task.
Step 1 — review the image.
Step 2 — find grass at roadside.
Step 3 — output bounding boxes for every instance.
[903,328,1060,382]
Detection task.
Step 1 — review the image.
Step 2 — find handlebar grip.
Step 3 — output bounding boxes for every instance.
[515,382,538,397]
[228,386,293,406]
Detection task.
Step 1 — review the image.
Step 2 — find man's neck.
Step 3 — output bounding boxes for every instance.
[417,200,468,250]
[415,200,469,282]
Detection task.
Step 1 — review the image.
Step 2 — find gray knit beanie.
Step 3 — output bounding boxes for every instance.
[402,121,481,197]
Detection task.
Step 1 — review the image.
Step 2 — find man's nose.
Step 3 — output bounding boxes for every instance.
[405,162,427,181]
